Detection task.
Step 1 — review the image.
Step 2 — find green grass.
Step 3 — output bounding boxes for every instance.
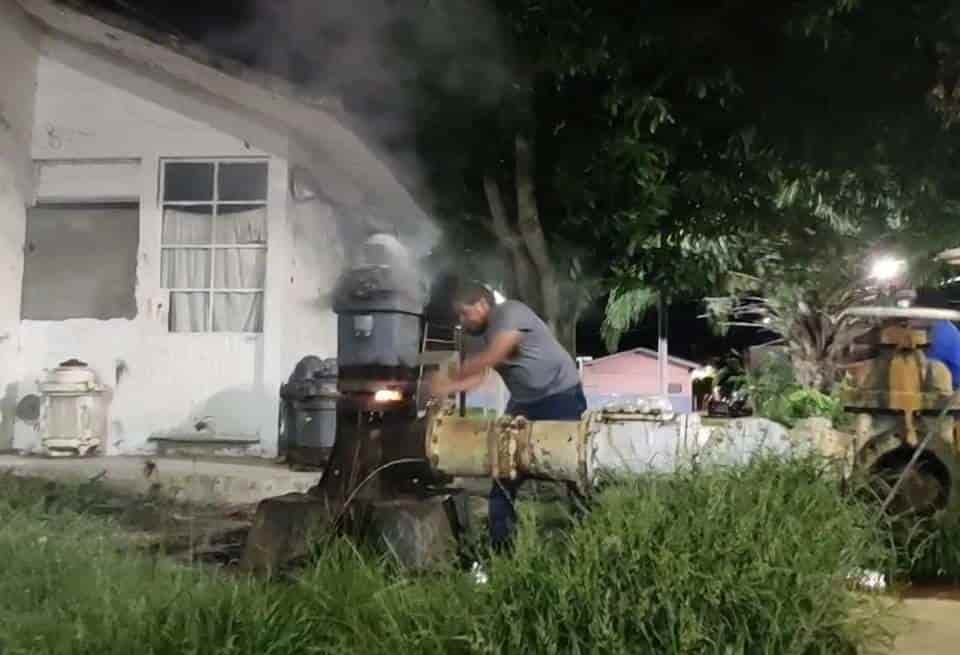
[0,458,898,655]
[897,510,960,584]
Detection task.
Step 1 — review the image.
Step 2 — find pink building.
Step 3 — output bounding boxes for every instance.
[467,346,701,415]
[580,347,701,413]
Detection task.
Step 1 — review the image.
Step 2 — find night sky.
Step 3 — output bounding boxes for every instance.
[83,0,774,363]
[575,299,769,365]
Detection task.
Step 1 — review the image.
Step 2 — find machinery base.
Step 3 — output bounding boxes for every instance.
[241,492,334,576]
[363,495,461,571]
[241,492,464,576]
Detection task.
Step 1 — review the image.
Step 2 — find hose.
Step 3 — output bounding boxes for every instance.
[332,458,430,528]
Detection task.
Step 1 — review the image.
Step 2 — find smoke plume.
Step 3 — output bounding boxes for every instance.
[201,0,512,259]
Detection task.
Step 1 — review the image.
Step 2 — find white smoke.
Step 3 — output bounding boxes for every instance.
[202,0,510,258]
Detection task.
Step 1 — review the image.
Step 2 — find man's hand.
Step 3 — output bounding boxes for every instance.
[425,330,518,400]
[427,368,488,398]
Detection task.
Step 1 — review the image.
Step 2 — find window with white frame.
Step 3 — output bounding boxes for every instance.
[160,159,268,333]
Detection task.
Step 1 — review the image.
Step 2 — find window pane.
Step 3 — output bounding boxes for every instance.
[162,206,213,244]
[21,204,139,320]
[214,249,266,289]
[213,293,263,332]
[218,162,268,201]
[169,292,209,332]
[163,162,214,201]
[213,205,267,244]
[162,249,211,288]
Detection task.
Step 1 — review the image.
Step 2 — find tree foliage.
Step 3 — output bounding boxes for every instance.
[704,266,875,392]
[392,0,960,352]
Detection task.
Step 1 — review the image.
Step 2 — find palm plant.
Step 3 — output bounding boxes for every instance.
[704,270,875,392]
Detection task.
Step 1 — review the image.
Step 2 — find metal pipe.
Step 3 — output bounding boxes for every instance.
[422,405,696,492]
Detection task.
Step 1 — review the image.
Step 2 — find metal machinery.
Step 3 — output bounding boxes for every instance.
[278,356,339,470]
[243,233,465,573]
[37,359,109,457]
[241,233,700,574]
[841,305,960,516]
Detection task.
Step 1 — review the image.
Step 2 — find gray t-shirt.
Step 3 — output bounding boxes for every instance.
[465,300,580,404]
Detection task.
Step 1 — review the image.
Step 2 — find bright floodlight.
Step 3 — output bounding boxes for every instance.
[691,365,716,381]
[870,257,906,282]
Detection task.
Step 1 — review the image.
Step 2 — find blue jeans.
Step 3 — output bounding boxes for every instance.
[489,384,587,552]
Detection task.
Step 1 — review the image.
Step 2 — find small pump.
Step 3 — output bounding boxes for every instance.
[36,359,109,457]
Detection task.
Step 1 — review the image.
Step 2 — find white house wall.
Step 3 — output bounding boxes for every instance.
[0,0,39,449]
[12,54,340,455]
[31,57,270,160]
[281,195,342,370]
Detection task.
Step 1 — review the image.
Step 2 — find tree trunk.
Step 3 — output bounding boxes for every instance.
[480,133,580,356]
[514,133,560,332]
[553,310,579,357]
[790,354,833,394]
[482,173,538,303]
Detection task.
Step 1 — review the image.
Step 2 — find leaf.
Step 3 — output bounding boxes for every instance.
[601,286,659,353]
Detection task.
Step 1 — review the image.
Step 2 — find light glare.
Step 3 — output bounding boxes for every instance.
[870,257,906,282]
[373,389,403,403]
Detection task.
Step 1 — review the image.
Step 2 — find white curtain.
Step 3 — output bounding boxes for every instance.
[163,207,266,332]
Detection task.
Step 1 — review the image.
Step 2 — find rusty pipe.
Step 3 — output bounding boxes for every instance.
[423,408,592,490]
[423,403,705,492]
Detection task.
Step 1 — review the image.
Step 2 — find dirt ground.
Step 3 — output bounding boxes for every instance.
[891,589,960,654]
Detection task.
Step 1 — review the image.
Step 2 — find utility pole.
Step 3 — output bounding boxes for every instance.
[455,325,466,417]
[657,295,668,397]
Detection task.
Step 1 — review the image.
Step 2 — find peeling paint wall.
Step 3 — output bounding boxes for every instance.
[0,0,39,449]
[280,195,342,371]
[11,54,339,456]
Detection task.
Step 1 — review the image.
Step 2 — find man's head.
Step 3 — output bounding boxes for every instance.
[454,282,495,333]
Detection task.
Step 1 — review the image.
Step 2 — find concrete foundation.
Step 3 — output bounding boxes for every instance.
[365,496,460,571]
[0,454,319,505]
[242,492,334,575]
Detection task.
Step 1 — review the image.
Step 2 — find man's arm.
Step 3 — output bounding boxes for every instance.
[427,330,520,398]
[430,369,488,397]
[452,330,521,381]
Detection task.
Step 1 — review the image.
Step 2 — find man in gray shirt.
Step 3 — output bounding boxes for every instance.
[430,282,586,551]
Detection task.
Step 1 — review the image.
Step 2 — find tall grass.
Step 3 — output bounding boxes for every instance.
[898,510,960,584]
[486,458,895,654]
[0,457,896,655]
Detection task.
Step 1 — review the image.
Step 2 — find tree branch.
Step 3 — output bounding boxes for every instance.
[514,133,559,322]
[483,172,537,301]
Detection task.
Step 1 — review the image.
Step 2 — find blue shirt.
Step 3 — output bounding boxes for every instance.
[928,320,960,390]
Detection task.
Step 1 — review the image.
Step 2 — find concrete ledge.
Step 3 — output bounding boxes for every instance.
[148,435,262,458]
[149,435,261,444]
[0,455,320,506]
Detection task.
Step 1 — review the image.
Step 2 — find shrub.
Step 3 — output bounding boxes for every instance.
[734,354,847,428]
